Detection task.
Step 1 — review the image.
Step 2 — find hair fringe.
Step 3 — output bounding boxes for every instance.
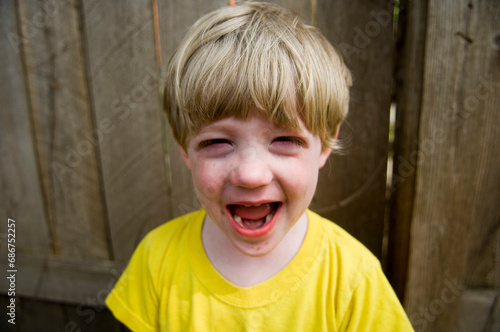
[164,1,352,151]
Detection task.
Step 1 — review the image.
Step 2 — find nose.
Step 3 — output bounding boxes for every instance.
[229,148,273,188]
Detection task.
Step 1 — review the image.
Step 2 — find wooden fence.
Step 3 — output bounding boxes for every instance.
[0,0,498,331]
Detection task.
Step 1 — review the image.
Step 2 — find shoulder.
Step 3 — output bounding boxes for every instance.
[118,209,205,294]
[105,211,205,331]
[143,210,204,244]
[307,210,383,299]
[308,209,378,268]
[133,210,205,266]
[307,211,413,330]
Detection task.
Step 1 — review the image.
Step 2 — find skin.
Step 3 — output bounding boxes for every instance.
[180,111,332,286]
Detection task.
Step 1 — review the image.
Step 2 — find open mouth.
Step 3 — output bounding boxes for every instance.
[227,202,281,234]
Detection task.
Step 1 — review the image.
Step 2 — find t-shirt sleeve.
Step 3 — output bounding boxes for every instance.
[338,263,415,331]
[106,236,159,332]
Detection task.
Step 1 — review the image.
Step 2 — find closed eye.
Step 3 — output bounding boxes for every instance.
[197,138,232,150]
[270,136,307,155]
[272,136,306,146]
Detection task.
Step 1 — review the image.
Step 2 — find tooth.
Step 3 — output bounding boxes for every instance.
[234,215,243,225]
[265,214,273,223]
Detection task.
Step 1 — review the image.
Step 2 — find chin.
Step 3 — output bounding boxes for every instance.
[233,241,279,257]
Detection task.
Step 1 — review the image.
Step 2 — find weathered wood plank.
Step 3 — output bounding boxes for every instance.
[404,0,500,330]
[312,0,394,258]
[0,253,125,305]
[273,0,314,25]
[82,0,170,261]
[0,0,51,255]
[387,0,429,302]
[157,0,224,220]
[16,0,109,259]
[459,3,500,290]
[456,289,500,332]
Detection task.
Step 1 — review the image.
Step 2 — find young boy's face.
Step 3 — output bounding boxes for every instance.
[181,110,331,257]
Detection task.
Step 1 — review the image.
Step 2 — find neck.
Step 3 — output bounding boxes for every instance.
[202,212,308,287]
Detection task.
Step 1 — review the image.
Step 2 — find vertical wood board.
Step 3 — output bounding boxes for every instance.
[0,0,51,255]
[313,0,394,258]
[17,0,109,259]
[405,0,500,330]
[83,0,170,261]
[158,0,225,220]
[387,0,428,302]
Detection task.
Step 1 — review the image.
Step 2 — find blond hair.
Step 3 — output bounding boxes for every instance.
[164,1,351,150]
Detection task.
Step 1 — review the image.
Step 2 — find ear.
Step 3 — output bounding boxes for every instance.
[319,148,331,169]
[318,125,340,169]
[179,145,191,169]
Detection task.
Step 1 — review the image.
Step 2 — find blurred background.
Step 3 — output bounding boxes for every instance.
[1,0,499,331]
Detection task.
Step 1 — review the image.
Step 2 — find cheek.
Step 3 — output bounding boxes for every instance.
[192,163,225,201]
[201,180,220,201]
[281,162,319,195]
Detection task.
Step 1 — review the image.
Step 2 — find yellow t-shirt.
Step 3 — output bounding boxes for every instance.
[106,209,414,331]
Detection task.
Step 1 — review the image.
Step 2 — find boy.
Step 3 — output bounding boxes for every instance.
[106,2,414,331]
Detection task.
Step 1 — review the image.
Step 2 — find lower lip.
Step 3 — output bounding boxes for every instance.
[227,205,281,238]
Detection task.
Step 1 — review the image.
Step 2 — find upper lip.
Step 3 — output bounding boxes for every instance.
[226,200,281,206]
